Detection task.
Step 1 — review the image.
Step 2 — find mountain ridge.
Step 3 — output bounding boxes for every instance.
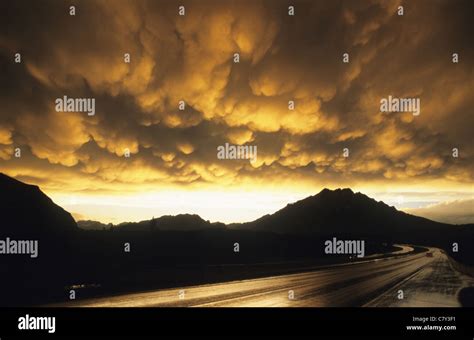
[78,186,469,235]
[238,187,457,235]
[0,173,78,238]
[0,173,470,237]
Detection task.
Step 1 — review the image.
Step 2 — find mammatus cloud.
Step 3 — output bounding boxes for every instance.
[0,0,472,222]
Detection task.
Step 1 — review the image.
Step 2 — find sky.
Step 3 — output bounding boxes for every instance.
[0,0,473,224]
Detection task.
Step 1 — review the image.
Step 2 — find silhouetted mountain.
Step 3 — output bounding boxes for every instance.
[0,173,78,238]
[116,214,223,231]
[77,220,110,230]
[0,174,79,306]
[0,173,467,242]
[80,188,469,237]
[240,188,464,236]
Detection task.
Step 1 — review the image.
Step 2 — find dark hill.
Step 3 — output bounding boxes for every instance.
[77,220,110,230]
[240,188,459,237]
[115,214,223,231]
[0,174,79,306]
[0,173,78,238]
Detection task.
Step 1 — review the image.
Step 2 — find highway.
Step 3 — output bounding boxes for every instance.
[56,246,473,307]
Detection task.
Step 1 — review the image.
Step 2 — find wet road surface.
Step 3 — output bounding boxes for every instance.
[55,247,473,307]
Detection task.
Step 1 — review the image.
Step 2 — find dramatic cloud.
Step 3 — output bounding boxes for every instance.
[0,0,472,222]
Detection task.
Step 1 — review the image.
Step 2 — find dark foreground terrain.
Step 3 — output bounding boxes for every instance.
[0,173,473,306]
[52,247,474,307]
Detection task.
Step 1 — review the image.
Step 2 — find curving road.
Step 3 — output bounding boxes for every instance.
[56,246,473,307]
